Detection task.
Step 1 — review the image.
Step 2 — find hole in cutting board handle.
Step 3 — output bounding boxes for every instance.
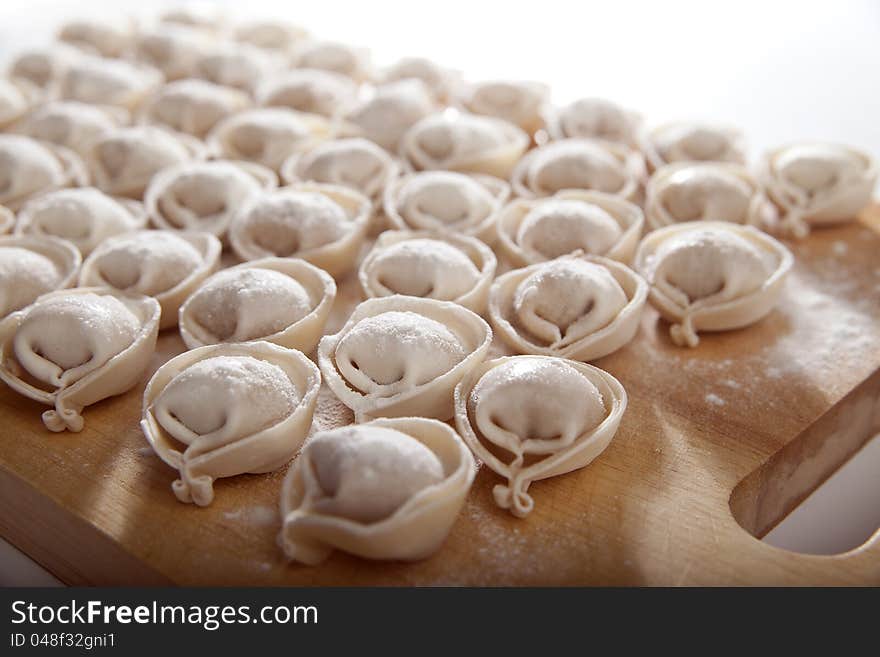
[761,433,880,555]
[728,367,880,555]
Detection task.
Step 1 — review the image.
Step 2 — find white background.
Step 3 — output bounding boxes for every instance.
[0,0,878,581]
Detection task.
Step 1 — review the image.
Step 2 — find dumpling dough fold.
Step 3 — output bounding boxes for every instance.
[319,296,492,421]
[142,341,320,506]
[279,417,475,565]
[454,356,626,517]
[634,221,793,347]
[0,288,160,432]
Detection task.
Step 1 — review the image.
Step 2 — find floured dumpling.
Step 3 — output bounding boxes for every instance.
[141,79,251,139]
[384,170,509,243]
[179,258,335,353]
[18,101,125,158]
[15,187,147,255]
[256,69,359,118]
[400,112,529,178]
[0,235,81,318]
[359,230,496,314]
[0,288,160,432]
[497,190,644,266]
[193,43,278,93]
[0,78,36,129]
[58,17,133,58]
[380,56,457,103]
[208,108,330,172]
[347,80,436,152]
[145,159,275,237]
[229,183,370,278]
[9,44,83,90]
[282,138,398,201]
[59,56,162,110]
[0,135,87,210]
[292,40,371,81]
[759,142,877,238]
[489,255,647,361]
[646,162,775,229]
[454,356,626,517]
[548,97,640,145]
[133,25,214,80]
[142,342,320,506]
[235,20,310,52]
[80,230,221,329]
[645,122,746,171]
[88,126,203,199]
[461,79,549,136]
[160,3,226,32]
[280,417,475,564]
[511,138,645,200]
[634,221,793,347]
[319,296,492,421]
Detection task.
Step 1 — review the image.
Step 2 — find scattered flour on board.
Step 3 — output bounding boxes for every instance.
[705,393,726,407]
[831,241,848,256]
[223,505,278,526]
[136,446,154,457]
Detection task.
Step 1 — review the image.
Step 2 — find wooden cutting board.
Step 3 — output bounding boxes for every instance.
[2,209,879,586]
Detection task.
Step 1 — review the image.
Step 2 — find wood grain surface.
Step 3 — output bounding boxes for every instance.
[1,210,879,586]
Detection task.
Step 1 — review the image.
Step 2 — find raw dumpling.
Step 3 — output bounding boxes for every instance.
[208,108,331,172]
[548,97,640,146]
[634,221,793,347]
[292,40,371,81]
[454,355,626,517]
[160,3,226,32]
[0,78,37,129]
[460,79,549,136]
[646,162,775,230]
[0,288,160,432]
[497,190,644,266]
[9,44,83,90]
[281,137,399,202]
[133,24,214,80]
[87,126,204,199]
[0,135,87,210]
[359,230,497,314]
[17,101,125,158]
[235,20,310,52]
[15,187,147,255]
[318,296,492,421]
[59,56,162,111]
[488,254,647,361]
[511,138,645,201]
[256,69,359,119]
[57,17,134,58]
[379,56,457,103]
[229,183,370,278]
[193,43,279,93]
[145,159,276,237]
[384,170,509,243]
[644,122,746,171]
[142,341,320,506]
[179,257,336,353]
[400,111,528,178]
[141,79,251,139]
[79,230,221,329]
[0,235,81,318]
[280,417,475,565]
[347,80,436,152]
[758,142,878,239]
